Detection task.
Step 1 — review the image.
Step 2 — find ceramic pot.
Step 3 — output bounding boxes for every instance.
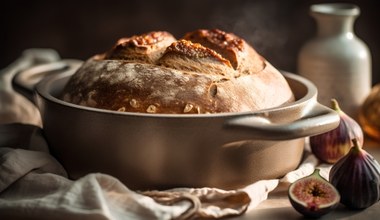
[31,62,339,190]
[14,60,339,190]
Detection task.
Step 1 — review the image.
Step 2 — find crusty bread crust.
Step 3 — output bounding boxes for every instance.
[104,31,176,64]
[183,29,265,76]
[158,40,235,78]
[62,29,294,114]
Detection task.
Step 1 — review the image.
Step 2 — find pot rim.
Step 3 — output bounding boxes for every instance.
[35,70,317,119]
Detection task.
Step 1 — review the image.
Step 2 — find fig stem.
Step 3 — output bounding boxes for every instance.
[313,168,320,175]
[331,99,341,112]
[351,138,362,153]
[311,168,324,179]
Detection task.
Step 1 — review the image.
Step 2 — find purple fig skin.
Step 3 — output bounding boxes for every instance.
[310,99,364,164]
[329,139,380,209]
[288,169,340,218]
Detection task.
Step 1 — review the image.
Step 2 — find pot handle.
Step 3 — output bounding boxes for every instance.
[224,102,340,140]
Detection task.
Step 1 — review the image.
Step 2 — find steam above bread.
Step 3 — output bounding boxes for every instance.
[62,29,294,114]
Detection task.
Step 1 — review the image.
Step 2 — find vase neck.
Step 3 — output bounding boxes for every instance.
[314,15,356,37]
[310,3,360,37]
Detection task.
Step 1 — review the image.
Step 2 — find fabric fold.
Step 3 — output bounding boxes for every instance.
[0,143,250,220]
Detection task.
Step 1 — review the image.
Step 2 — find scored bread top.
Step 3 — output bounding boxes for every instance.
[183,29,265,76]
[104,31,176,64]
[62,29,294,114]
[158,39,235,78]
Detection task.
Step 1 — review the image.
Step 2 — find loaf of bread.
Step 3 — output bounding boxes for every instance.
[62,29,294,114]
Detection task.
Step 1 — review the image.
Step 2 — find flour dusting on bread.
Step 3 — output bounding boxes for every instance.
[62,29,294,114]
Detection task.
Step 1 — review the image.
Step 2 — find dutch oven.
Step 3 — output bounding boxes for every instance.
[14,59,340,190]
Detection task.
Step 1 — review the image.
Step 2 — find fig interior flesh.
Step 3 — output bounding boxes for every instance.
[288,169,340,218]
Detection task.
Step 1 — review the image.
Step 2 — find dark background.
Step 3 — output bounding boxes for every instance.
[1,0,379,85]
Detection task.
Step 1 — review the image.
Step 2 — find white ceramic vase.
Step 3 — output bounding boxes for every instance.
[298,3,371,118]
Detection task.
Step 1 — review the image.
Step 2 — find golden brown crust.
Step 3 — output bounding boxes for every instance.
[184,29,244,66]
[62,59,293,114]
[104,31,176,64]
[164,40,231,65]
[158,40,234,78]
[62,60,225,114]
[62,29,294,114]
[183,29,265,75]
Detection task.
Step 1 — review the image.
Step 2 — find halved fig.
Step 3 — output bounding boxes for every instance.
[288,169,340,218]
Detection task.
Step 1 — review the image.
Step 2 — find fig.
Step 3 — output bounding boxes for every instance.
[329,138,380,209]
[310,99,364,164]
[288,169,340,218]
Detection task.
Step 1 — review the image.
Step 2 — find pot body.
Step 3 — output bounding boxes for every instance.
[39,101,304,190]
[35,72,338,190]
